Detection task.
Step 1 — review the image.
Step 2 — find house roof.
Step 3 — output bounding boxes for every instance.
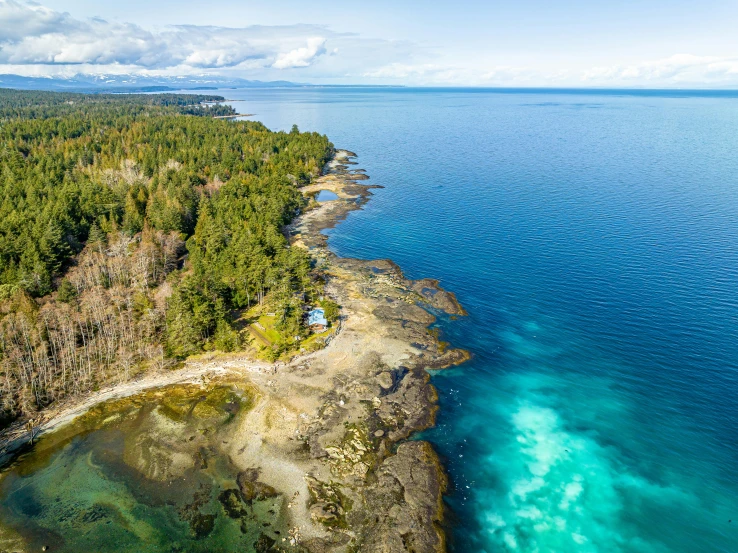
[308,308,328,327]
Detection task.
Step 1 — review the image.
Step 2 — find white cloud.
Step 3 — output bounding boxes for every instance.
[272,37,326,69]
[0,0,330,71]
[362,62,563,87]
[581,54,738,85]
[360,54,738,87]
[0,0,76,42]
[362,63,441,79]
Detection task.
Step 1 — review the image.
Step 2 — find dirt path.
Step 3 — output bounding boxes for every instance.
[248,323,272,346]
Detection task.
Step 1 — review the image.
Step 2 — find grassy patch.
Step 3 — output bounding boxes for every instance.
[300,327,333,351]
[257,315,282,343]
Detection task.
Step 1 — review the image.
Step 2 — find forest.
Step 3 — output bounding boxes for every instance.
[0,89,333,425]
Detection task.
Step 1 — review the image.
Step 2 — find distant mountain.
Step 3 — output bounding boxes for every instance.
[0,74,305,92]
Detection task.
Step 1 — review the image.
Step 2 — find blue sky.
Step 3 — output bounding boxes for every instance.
[2,0,738,87]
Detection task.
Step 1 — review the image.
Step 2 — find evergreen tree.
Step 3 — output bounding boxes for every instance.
[0,87,334,424]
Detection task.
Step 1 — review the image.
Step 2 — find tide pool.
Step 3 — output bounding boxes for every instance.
[316,189,339,202]
[0,383,287,553]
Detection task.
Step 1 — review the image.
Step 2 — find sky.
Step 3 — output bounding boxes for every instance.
[1,0,738,87]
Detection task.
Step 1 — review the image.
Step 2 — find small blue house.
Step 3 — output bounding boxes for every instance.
[308,308,328,331]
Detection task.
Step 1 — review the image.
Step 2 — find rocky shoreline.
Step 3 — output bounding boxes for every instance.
[283,149,469,551]
[0,149,469,553]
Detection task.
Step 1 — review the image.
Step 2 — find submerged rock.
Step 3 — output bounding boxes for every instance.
[254,533,277,552]
[237,471,279,502]
[218,489,249,519]
[189,513,216,539]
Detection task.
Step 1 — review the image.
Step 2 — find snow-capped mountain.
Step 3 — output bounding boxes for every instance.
[0,73,304,92]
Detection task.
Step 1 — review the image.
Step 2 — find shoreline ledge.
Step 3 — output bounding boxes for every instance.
[286,147,470,551]
[0,149,469,553]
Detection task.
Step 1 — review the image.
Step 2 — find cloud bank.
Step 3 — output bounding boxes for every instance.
[362,55,738,88]
[1,0,737,87]
[0,0,330,72]
[582,54,738,86]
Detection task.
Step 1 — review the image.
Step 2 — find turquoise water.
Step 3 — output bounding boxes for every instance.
[215,89,735,550]
[0,385,284,552]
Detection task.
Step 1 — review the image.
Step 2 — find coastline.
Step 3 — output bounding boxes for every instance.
[0,149,469,552]
[287,149,469,549]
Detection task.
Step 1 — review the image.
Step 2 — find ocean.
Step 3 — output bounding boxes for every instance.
[225,87,738,552]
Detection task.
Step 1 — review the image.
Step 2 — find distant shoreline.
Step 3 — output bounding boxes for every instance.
[212,113,255,119]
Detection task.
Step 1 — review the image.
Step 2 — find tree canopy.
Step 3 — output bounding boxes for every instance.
[0,88,333,422]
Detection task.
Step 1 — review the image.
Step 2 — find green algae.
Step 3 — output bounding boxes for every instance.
[0,381,288,553]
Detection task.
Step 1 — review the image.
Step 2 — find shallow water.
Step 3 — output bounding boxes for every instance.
[316,189,339,202]
[0,383,287,553]
[230,88,738,552]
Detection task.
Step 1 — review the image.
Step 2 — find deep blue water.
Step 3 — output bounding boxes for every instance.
[222,88,738,552]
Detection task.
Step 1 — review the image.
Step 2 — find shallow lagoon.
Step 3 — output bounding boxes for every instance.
[0,383,288,553]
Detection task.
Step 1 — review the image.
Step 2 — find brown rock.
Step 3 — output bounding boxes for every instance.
[377,371,394,390]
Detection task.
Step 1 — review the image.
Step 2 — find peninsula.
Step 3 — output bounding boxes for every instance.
[0,89,468,552]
